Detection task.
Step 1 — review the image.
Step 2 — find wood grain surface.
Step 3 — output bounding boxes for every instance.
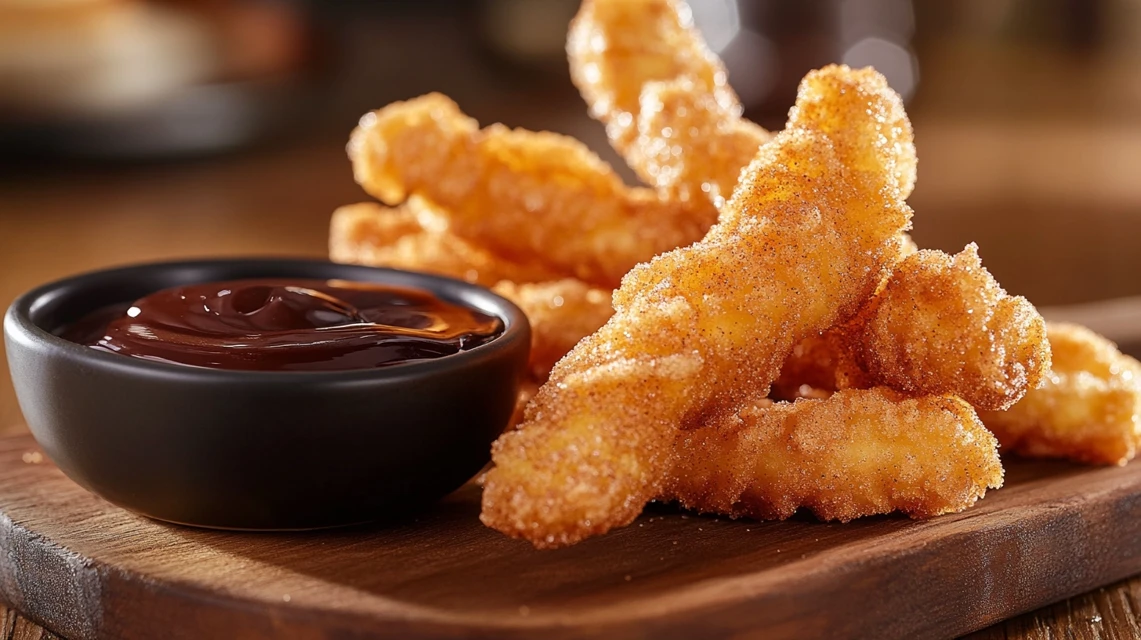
[0,434,1139,640]
[963,578,1141,640]
[0,607,60,640]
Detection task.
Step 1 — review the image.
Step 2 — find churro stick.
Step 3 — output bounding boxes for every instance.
[569,0,764,212]
[981,323,1141,465]
[348,94,709,288]
[492,279,613,381]
[858,245,1049,410]
[481,66,914,548]
[569,0,917,207]
[330,201,614,380]
[665,388,1003,521]
[329,200,563,286]
[775,244,1050,412]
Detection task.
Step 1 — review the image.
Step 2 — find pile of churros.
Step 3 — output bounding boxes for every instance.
[330,0,1141,548]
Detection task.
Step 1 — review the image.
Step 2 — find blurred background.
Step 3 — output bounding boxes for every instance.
[2,0,1141,432]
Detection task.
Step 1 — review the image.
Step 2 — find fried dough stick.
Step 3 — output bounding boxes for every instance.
[569,0,917,208]
[492,280,613,381]
[980,323,1141,465]
[330,201,614,381]
[348,94,708,288]
[330,200,564,286]
[774,245,1050,412]
[481,66,914,548]
[568,0,770,209]
[770,236,915,400]
[665,388,1003,521]
[858,244,1049,410]
[568,0,736,155]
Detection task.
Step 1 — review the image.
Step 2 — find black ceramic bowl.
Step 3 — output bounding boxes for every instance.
[4,259,530,530]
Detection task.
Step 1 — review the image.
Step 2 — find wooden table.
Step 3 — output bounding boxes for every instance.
[1,129,1139,638]
[4,579,1138,640]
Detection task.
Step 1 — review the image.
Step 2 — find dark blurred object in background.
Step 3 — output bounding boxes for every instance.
[3,0,1138,159]
[0,0,318,159]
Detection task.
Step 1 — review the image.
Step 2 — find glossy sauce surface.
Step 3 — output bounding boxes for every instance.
[61,279,503,371]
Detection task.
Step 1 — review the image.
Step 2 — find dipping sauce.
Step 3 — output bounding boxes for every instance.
[60,279,504,371]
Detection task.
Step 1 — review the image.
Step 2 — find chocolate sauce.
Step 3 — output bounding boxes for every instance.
[60,279,503,371]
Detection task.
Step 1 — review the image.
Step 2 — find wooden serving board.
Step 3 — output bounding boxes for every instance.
[1,434,1140,640]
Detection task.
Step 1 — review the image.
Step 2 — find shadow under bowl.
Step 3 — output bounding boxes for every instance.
[3,259,530,530]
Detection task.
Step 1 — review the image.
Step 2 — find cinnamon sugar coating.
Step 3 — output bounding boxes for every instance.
[492,279,614,382]
[347,94,707,287]
[329,199,562,286]
[775,244,1050,412]
[666,388,1003,521]
[568,0,915,206]
[981,323,1141,465]
[859,244,1050,411]
[480,66,914,548]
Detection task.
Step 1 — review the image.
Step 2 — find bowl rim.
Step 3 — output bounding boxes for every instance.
[4,257,531,384]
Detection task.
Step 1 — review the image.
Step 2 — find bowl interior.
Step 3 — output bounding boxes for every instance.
[25,258,524,351]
